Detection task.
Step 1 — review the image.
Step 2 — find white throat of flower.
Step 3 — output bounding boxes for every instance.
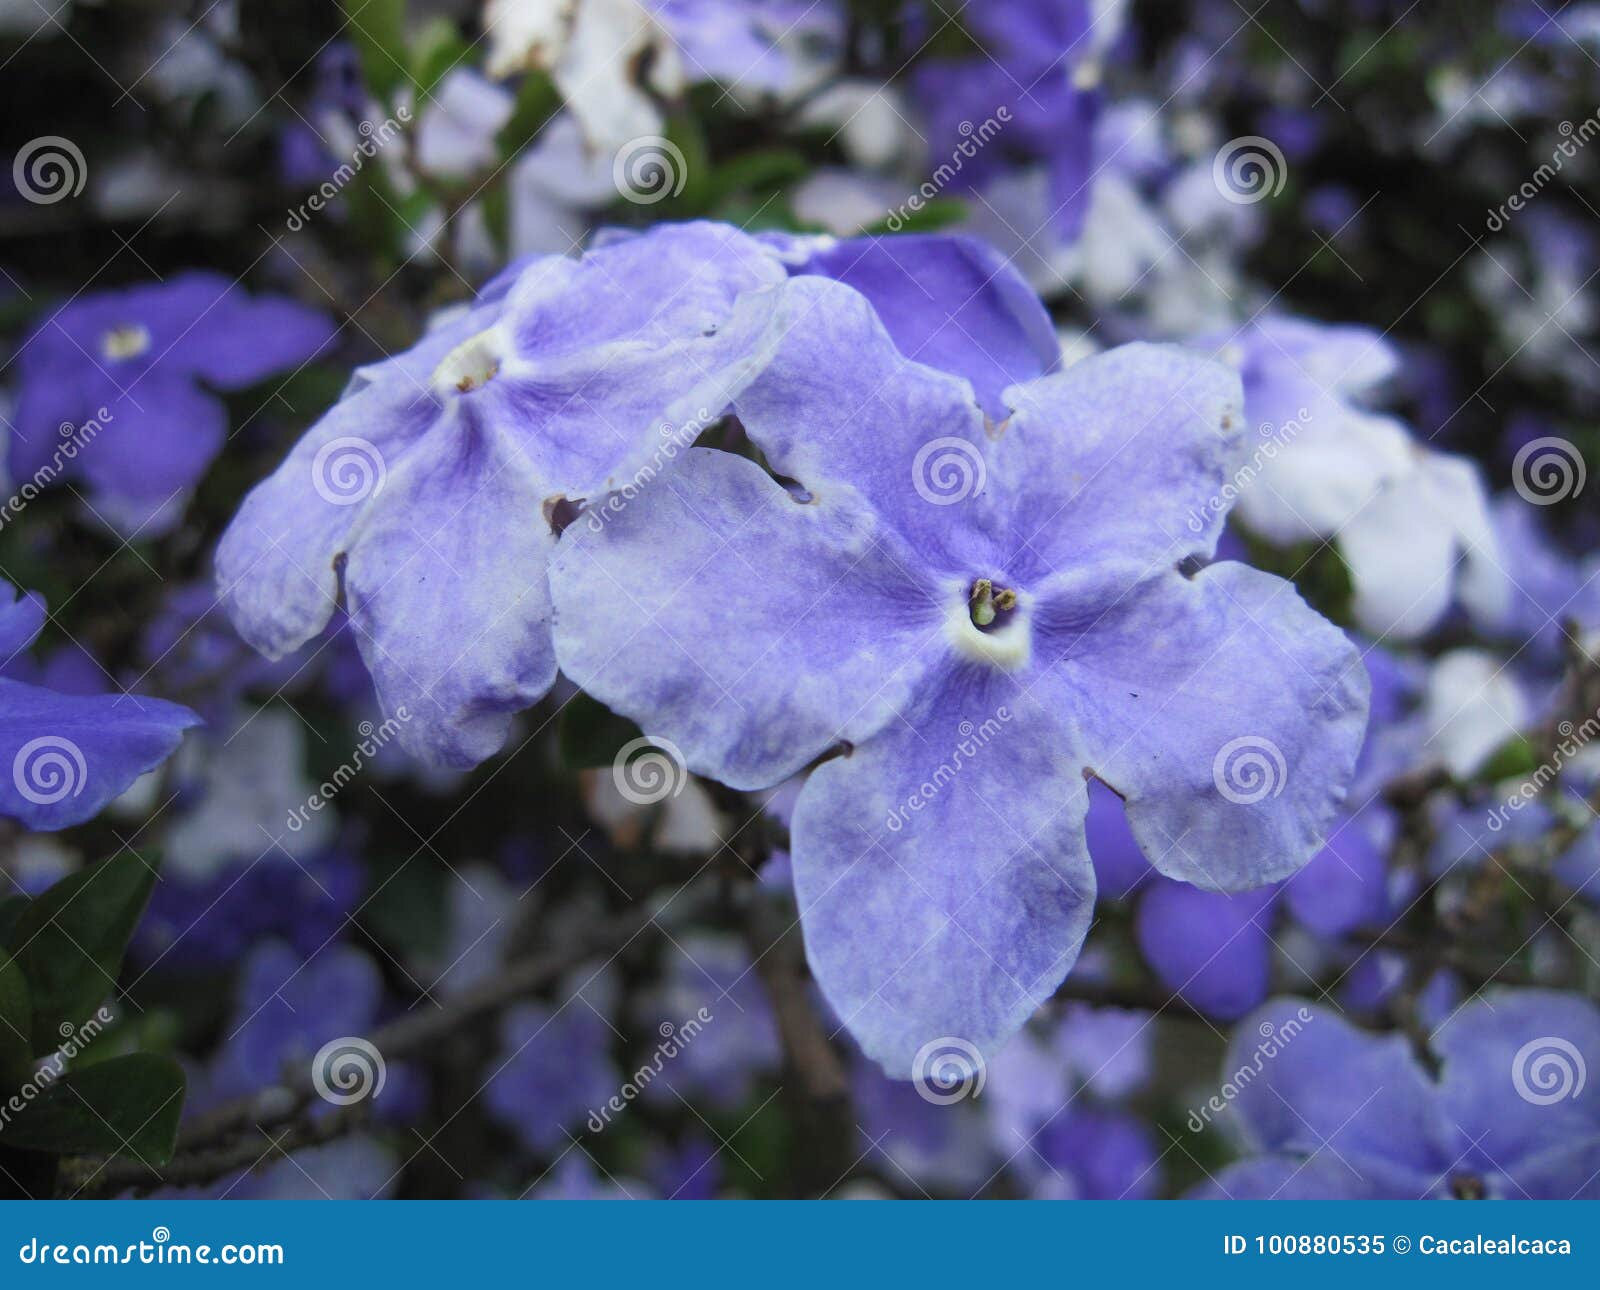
[432,325,509,396]
[944,578,1032,671]
[100,323,152,361]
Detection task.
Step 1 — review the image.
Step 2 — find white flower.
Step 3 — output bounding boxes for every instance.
[483,0,683,153]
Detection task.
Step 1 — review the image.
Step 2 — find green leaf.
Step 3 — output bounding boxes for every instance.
[5,853,160,1054]
[702,149,809,208]
[411,17,469,99]
[496,71,562,160]
[0,952,32,1090]
[559,692,645,770]
[861,197,969,235]
[1477,735,1539,785]
[342,0,411,105]
[0,1053,185,1166]
[659,112,712,215]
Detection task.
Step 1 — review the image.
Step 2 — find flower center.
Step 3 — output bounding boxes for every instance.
[945,576,1030,671]
[1448,1173,1487,1200]
[100,323,151,361]
[431,326,506,395]
[967,577,1018,632]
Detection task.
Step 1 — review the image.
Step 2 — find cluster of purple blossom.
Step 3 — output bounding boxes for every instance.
[2,0,1598,1201]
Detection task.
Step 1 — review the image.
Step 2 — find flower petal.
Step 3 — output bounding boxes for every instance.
[790,680,1095,1076]
[1039,561,1369,890]
[730,275,993,571]
[215,366,441,660]
[0,679,199,830]
[1134,879,1275,1020]
[996,342,1244,582]
[785,234,1059,419]
[343,422,561,768]
[551,447,944,789]
[1433,989,1600,1173]
[1222,1000,1457,1176]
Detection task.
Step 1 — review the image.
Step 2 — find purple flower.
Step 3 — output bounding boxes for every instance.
[9,272,332,531]
[912,0,1119,238]
[551,276,1369,1074]
[1195,992,1600,1199]
[0,582,198,830]
[756,231,1060,420]
[647,0,842,92]
[217,223,789,768]
[484,968,620,1153]
[637,933,781,1110]
[205,940,385,1104]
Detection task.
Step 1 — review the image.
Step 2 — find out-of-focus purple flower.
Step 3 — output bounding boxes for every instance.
[133,850,362,971]
[9,273,332,531]
[0,582,199,831]
[204,940,385,1105]
[637,933,781,1110]
[1473,497,1600,661]
[553,276,1369,1074]
[913,0,1121,239]
[525,1154,652,1200]
[1194,992,1600,1199]
[645,1134,724,1199]
[484,968,620,1153]
[647,0,842,92]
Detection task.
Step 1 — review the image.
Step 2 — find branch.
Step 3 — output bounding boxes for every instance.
[67,881,714,1197]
